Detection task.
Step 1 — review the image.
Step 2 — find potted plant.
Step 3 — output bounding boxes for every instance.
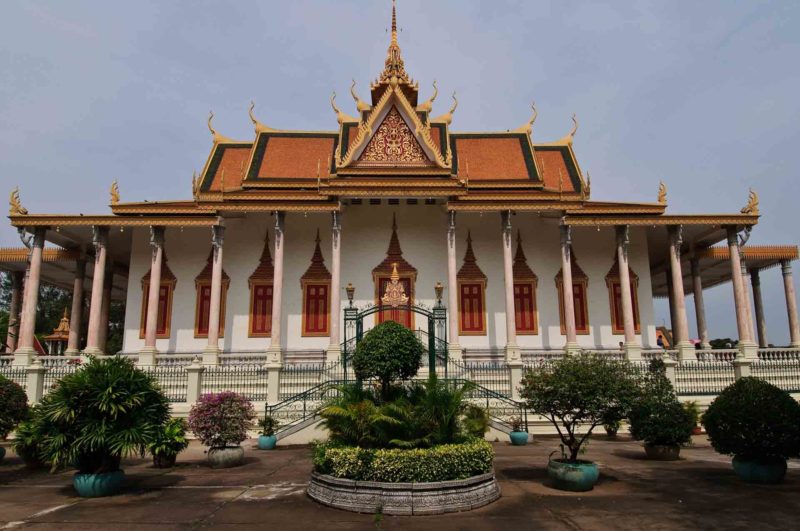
[36,357,170,497]
[257,415,279,450]
[0,375,28,464]
[629,364,694,460]
[683,401,702,435]
[703,377,800,484]
[601,413,621,437]
[508,416,529,446]
[520,354,638,491]
[188,391,255,468]
[148,418,189,468]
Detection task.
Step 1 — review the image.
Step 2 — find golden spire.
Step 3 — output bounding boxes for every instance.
[657,181,667,205]
[350,80,371,112]
[379,0,409,85]
[110,180,120,205]
[433,92,458,124]
[9,187,27,216]
[513,101,538,135]
[417,80,438,112]
[741,188,759,215]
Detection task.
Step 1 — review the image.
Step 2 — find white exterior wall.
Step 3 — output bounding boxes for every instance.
[122,205,658,354]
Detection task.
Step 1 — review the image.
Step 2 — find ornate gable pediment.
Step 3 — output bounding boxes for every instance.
[358,106,429,166]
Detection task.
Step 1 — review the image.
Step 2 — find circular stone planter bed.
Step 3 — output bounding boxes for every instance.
[308,471,500,515]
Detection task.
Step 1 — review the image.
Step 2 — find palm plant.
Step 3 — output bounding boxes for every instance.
[318,387,400,448]
[36,356,170,473]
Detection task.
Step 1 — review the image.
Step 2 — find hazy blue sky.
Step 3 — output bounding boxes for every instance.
[1,1,799,344]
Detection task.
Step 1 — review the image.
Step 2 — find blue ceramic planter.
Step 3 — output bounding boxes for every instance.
[73,470,125,498]
[732,456,787,484]
[547,459,599,492]
[258,434,277,450]
[509,431,529,446]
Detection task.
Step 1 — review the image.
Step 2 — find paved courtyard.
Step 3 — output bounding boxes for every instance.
[1,435,799,530]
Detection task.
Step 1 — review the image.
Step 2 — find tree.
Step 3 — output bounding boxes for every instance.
[351,321,424,401]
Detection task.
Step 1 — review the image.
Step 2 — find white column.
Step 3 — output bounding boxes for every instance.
[97,267,113,353]
[14,228,45,366]
[326,211,342,363]
[501,211,520,362]
[560,223,580,355]
[446,211,462,360]
[139,226,164,365]
[741,262,756,343]
[781,260,800,348]
[83,227,109,356]
[267,212,285,365]
[64,259,86,355]
[616,226,641,360]
[750,269,768,348]
[203,224,225,365]
[691,258,711,350]
[668,226,694,360]
[726,227,757,359]
[6,271,24,353]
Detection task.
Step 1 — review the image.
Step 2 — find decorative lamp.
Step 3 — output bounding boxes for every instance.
[346,283,355,307]
[434,281,444,306]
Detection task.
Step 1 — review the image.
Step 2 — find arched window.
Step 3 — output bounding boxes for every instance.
[372,215,417,329]
[555,248,590,335]
[457,233,487,335]
[194,249,230,338]
[606,254,640,334]
[248,232,274,337]
[139,255,176,339]
[513,232,538,334]
[301,230,331,337]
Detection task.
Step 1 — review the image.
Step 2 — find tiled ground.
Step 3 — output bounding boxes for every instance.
[1,435,799,530]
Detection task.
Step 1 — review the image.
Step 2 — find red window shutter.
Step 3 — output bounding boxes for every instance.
[304,284,329,334]
[514,282,536,332]
[459,283,484,333]
[196,285,211,335]
[252,284,273,335]
[573,282,588,333]
[157,285,170,336]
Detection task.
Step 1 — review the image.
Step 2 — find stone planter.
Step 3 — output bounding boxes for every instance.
[258,435,277,450]
[732,456,787,484]
[73,470,126,498]
[208,446,245,469]
[644,444,681,461]
[152,453,177,469]
[547,459,599,492]
[509,431,529,446]
[307,471,501,515]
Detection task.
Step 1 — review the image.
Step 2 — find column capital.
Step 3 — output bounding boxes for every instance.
[149,225,165,248]
[501,210,513,242]
[91,225,109,249]
[750,267,760,283]
[782,260,793,276]
[211,224,225,250]
[331,210,341,232]
[668,224,683,249]
[273,210,285,233]
[31,227,46,248]
[559,223,571,247]
[725,225,739,246]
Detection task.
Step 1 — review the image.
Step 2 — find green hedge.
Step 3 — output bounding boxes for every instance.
[313,439,494,483]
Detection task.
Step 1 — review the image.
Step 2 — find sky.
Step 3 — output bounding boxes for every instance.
[1,0,799,344]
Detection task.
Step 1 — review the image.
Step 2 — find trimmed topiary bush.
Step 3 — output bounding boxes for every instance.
[0,374,28,440]
[703,377,800,461]
[313,439,494,482]
[188,392,255,449]
[351,321,424,400]
[629,362,694,448]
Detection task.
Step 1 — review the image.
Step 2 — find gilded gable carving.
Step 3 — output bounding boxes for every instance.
[358,107,429,165]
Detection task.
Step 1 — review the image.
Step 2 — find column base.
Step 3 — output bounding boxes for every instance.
[790,342,800,350]
[82,347,105,358]
[676,341,696,361]
[266,364,281,405]
[202,346,221,366]
[137,346,158,367]
[564,342,581,356]
[737,341,759,360]
[509,361,524,401]
[698,342,711,350]
[447,343,464,362]
[12,348,36,367]
[623,343,642,361]
[504,343,521,364]
[325,344,341,364]
[733,358,752,378]
[64,348,81,357]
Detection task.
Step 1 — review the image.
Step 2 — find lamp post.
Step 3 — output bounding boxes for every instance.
[346,283,355,308]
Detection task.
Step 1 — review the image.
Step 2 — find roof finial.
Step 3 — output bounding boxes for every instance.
[350,80,371,112]
[558,113,579,143]
[657,181,667,205]
[418,80,438,112]
[379,0,409,85]
[248,100,274,133]
[9,187,27,216]
[110,180,120,205]
[513,101,537,135]
[741,188,759,215]
[192,170,199,198]
[207,110,233,143]
[433,92,458,124]
[330,91,356,125]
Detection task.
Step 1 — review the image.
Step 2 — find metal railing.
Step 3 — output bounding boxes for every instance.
[0,363,26,390]
[752,358,800,393]
[203,365,268,402]
[675,360,736,395]
[695,349,738,362]
[758,348,800,361]
[142,365,189,403]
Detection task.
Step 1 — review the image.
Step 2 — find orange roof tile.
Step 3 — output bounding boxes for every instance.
[452,135,535,181]
[534,147,578,193]
[207,145,252,191]
[256,136,336,179]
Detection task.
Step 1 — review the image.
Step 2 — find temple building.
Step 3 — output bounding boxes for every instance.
[3,1,800,376]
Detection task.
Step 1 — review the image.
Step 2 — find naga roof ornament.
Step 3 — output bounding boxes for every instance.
[432,92,458,124]
[558,114,579,143]
[350,80,371,113]
[513,101,538,135]
[248,101,276,133]
[741,189,759,216]
[417,80,438,113]
[657,181,667,205]
[207,111,235,144]
[9,187,27,216]
[110,180,120,205]
[330,92,356,125]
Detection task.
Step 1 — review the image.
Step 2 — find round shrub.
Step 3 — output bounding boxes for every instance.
[36,356,170,473]
[629,364,694,447]
[703,377,800,460]
[351,321,424,400]
[188,392,255,448]
[0,375,28,439]
[313,439,494,482]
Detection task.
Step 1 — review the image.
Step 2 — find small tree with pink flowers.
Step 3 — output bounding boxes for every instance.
[188,392,255,449]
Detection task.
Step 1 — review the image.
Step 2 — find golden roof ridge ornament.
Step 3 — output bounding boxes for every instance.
[9,187,27,216]
[379,0,410,86]
[110,180,120,205]
[350,80,371,113]
[417,80,438,113]
[741,188,759,215]
[381,262,409,307]
[191,170,199,199]
[330,92,357,125]
[248,101,276,133]
[513,101,538,135]
[207,111,235,144]
[657,181,667,205]
[558,114,579,143]
[433,92,458,124]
